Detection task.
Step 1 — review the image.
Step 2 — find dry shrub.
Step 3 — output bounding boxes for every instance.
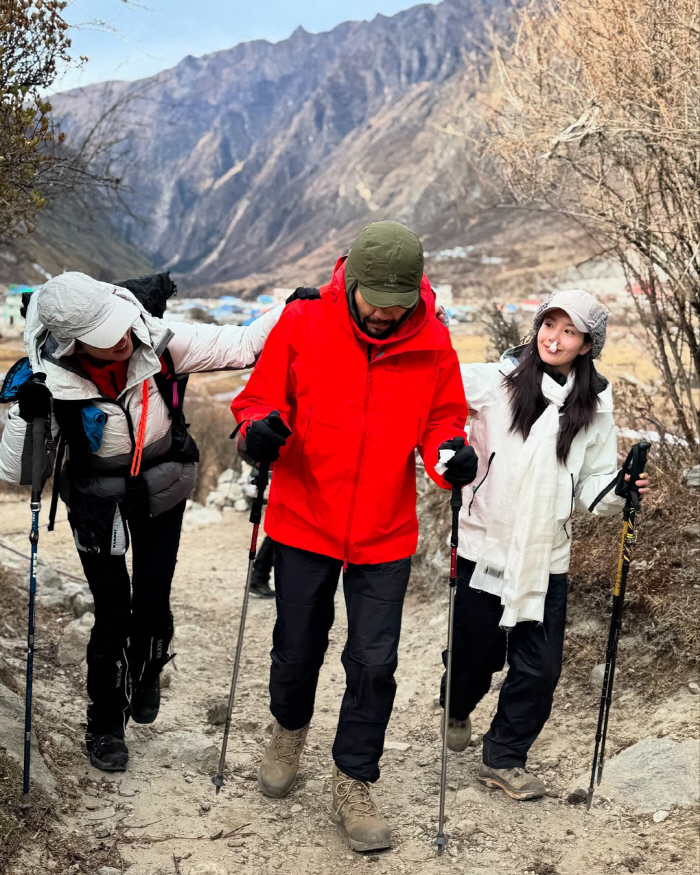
[569,440,700,676]
[185,398,240,502]
[411,461,451,599]
[478,302,528,362]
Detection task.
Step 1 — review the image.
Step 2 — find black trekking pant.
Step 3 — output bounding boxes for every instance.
[270,542,411,783]
[72,499,185,733]
[441,557,568,769]
[252,535,275,583]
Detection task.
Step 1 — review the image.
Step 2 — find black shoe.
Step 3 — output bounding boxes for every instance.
[130,677,161,724]
[86,732,129,771]
[250,577,275,599]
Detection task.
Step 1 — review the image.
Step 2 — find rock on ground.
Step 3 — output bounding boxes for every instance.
[145,730,220,774]
[57,612,94,666]
[573,736,700,813]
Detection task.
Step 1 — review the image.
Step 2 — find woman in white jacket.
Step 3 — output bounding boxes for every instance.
[440,289,650,800]
[0,271,295,772]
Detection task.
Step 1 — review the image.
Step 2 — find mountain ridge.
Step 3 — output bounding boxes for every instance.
[50,0,512,294]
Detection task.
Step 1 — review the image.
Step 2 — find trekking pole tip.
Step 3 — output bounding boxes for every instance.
[19,795,31,817]
[435,833,448,856]
[212,774,224,794]
[585,788,594,811]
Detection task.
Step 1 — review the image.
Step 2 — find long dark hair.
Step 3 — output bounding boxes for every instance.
[504,337,605,463]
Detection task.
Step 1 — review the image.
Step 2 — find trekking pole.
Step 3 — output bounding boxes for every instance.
[586,440,650,810]
[212,460,271,794]
[20,409,49,816]
[436,437,465,856]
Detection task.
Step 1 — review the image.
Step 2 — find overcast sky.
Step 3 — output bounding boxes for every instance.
[57,0,423,92]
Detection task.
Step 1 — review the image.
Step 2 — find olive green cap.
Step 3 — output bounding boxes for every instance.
[345,221,423,309]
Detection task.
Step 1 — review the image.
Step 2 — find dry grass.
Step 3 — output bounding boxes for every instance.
[185,397,240,502]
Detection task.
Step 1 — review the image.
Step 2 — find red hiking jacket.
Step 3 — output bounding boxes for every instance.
[231,258,468,565]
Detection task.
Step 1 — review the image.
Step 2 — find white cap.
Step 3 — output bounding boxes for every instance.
[36,272,140,357]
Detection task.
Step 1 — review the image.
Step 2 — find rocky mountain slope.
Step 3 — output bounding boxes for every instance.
[0,192,153,288]
[51,0,513,295]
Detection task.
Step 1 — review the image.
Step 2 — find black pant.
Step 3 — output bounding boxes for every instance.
[442,557,568,769]
[252,535,275,583]
[72,499,185,733]
[270,543,411,783]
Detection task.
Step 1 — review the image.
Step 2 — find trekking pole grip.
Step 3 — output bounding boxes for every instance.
[249,461,270,525]
[31,417,46,506]
[450,437,465,511]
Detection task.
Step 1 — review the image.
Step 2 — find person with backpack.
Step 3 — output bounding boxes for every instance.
[438,289,650,800]
[0,271,297,772]
[231,221,476,852]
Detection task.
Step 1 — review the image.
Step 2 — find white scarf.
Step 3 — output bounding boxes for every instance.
[470,370,575,627]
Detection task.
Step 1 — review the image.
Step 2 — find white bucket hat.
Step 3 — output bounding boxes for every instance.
[36,272,140,358]
[533,289,608,359]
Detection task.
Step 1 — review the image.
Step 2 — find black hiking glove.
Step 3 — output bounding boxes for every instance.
[286,287,320,304]
[244,411,292,464]
[18,372,52,423]
[439,439,478,486]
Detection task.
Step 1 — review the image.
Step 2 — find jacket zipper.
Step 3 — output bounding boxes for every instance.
[343,346,373,571]
[468,451,495,516]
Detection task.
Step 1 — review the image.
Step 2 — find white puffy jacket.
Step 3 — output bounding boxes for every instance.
[0,283,282,516]
[460,352,625,573]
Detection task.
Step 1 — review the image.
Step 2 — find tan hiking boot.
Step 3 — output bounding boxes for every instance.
[331,764,392,852]
[478,762,546,800]
[441,713,472,752]
[257,720,309,798]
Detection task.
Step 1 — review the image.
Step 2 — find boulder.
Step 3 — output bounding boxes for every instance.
[72,589,95,618]
[683,465,700,488]
[146,729,220,774]
[182,506,223,531]
[570,736,700,813]
[217,468,237,487]
[205,490,226,509]
[186,863,231,875]
[57,612,94,665]
[590,663,606,689]
[0,682,56,794]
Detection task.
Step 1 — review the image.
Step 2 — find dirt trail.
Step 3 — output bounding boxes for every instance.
[0,496,697,875]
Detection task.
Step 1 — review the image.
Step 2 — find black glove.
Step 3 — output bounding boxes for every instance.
[286,287,321,304]
[439,438,478,486]
[18,372,52,423]
[243,411,292,464]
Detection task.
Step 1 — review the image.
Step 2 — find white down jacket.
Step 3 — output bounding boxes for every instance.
[0,282,283,516]
[460,352,625,574]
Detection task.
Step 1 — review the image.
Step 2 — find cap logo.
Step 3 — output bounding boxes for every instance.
[386,274,397,287]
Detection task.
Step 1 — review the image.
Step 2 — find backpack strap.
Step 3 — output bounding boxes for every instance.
[153,347,199,464]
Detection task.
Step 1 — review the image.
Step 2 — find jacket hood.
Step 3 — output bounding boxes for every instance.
[326,256,447,352]
[23,280,173,401]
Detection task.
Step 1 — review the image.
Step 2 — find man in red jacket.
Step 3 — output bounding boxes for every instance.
[231,221,476,852]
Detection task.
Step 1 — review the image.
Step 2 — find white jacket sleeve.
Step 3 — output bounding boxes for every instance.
[0,404,30,484]
[575,412,626,516]
[460,362,504,416]
[166,305,284,374]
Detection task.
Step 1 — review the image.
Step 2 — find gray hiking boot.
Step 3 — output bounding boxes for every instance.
[331,764,392,852]
[478,762,546,800]
[257,720,309,798]
[441,713,472,752]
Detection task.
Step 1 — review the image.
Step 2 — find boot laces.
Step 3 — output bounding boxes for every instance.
[275,727,305,765]
[335,776,379,817]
